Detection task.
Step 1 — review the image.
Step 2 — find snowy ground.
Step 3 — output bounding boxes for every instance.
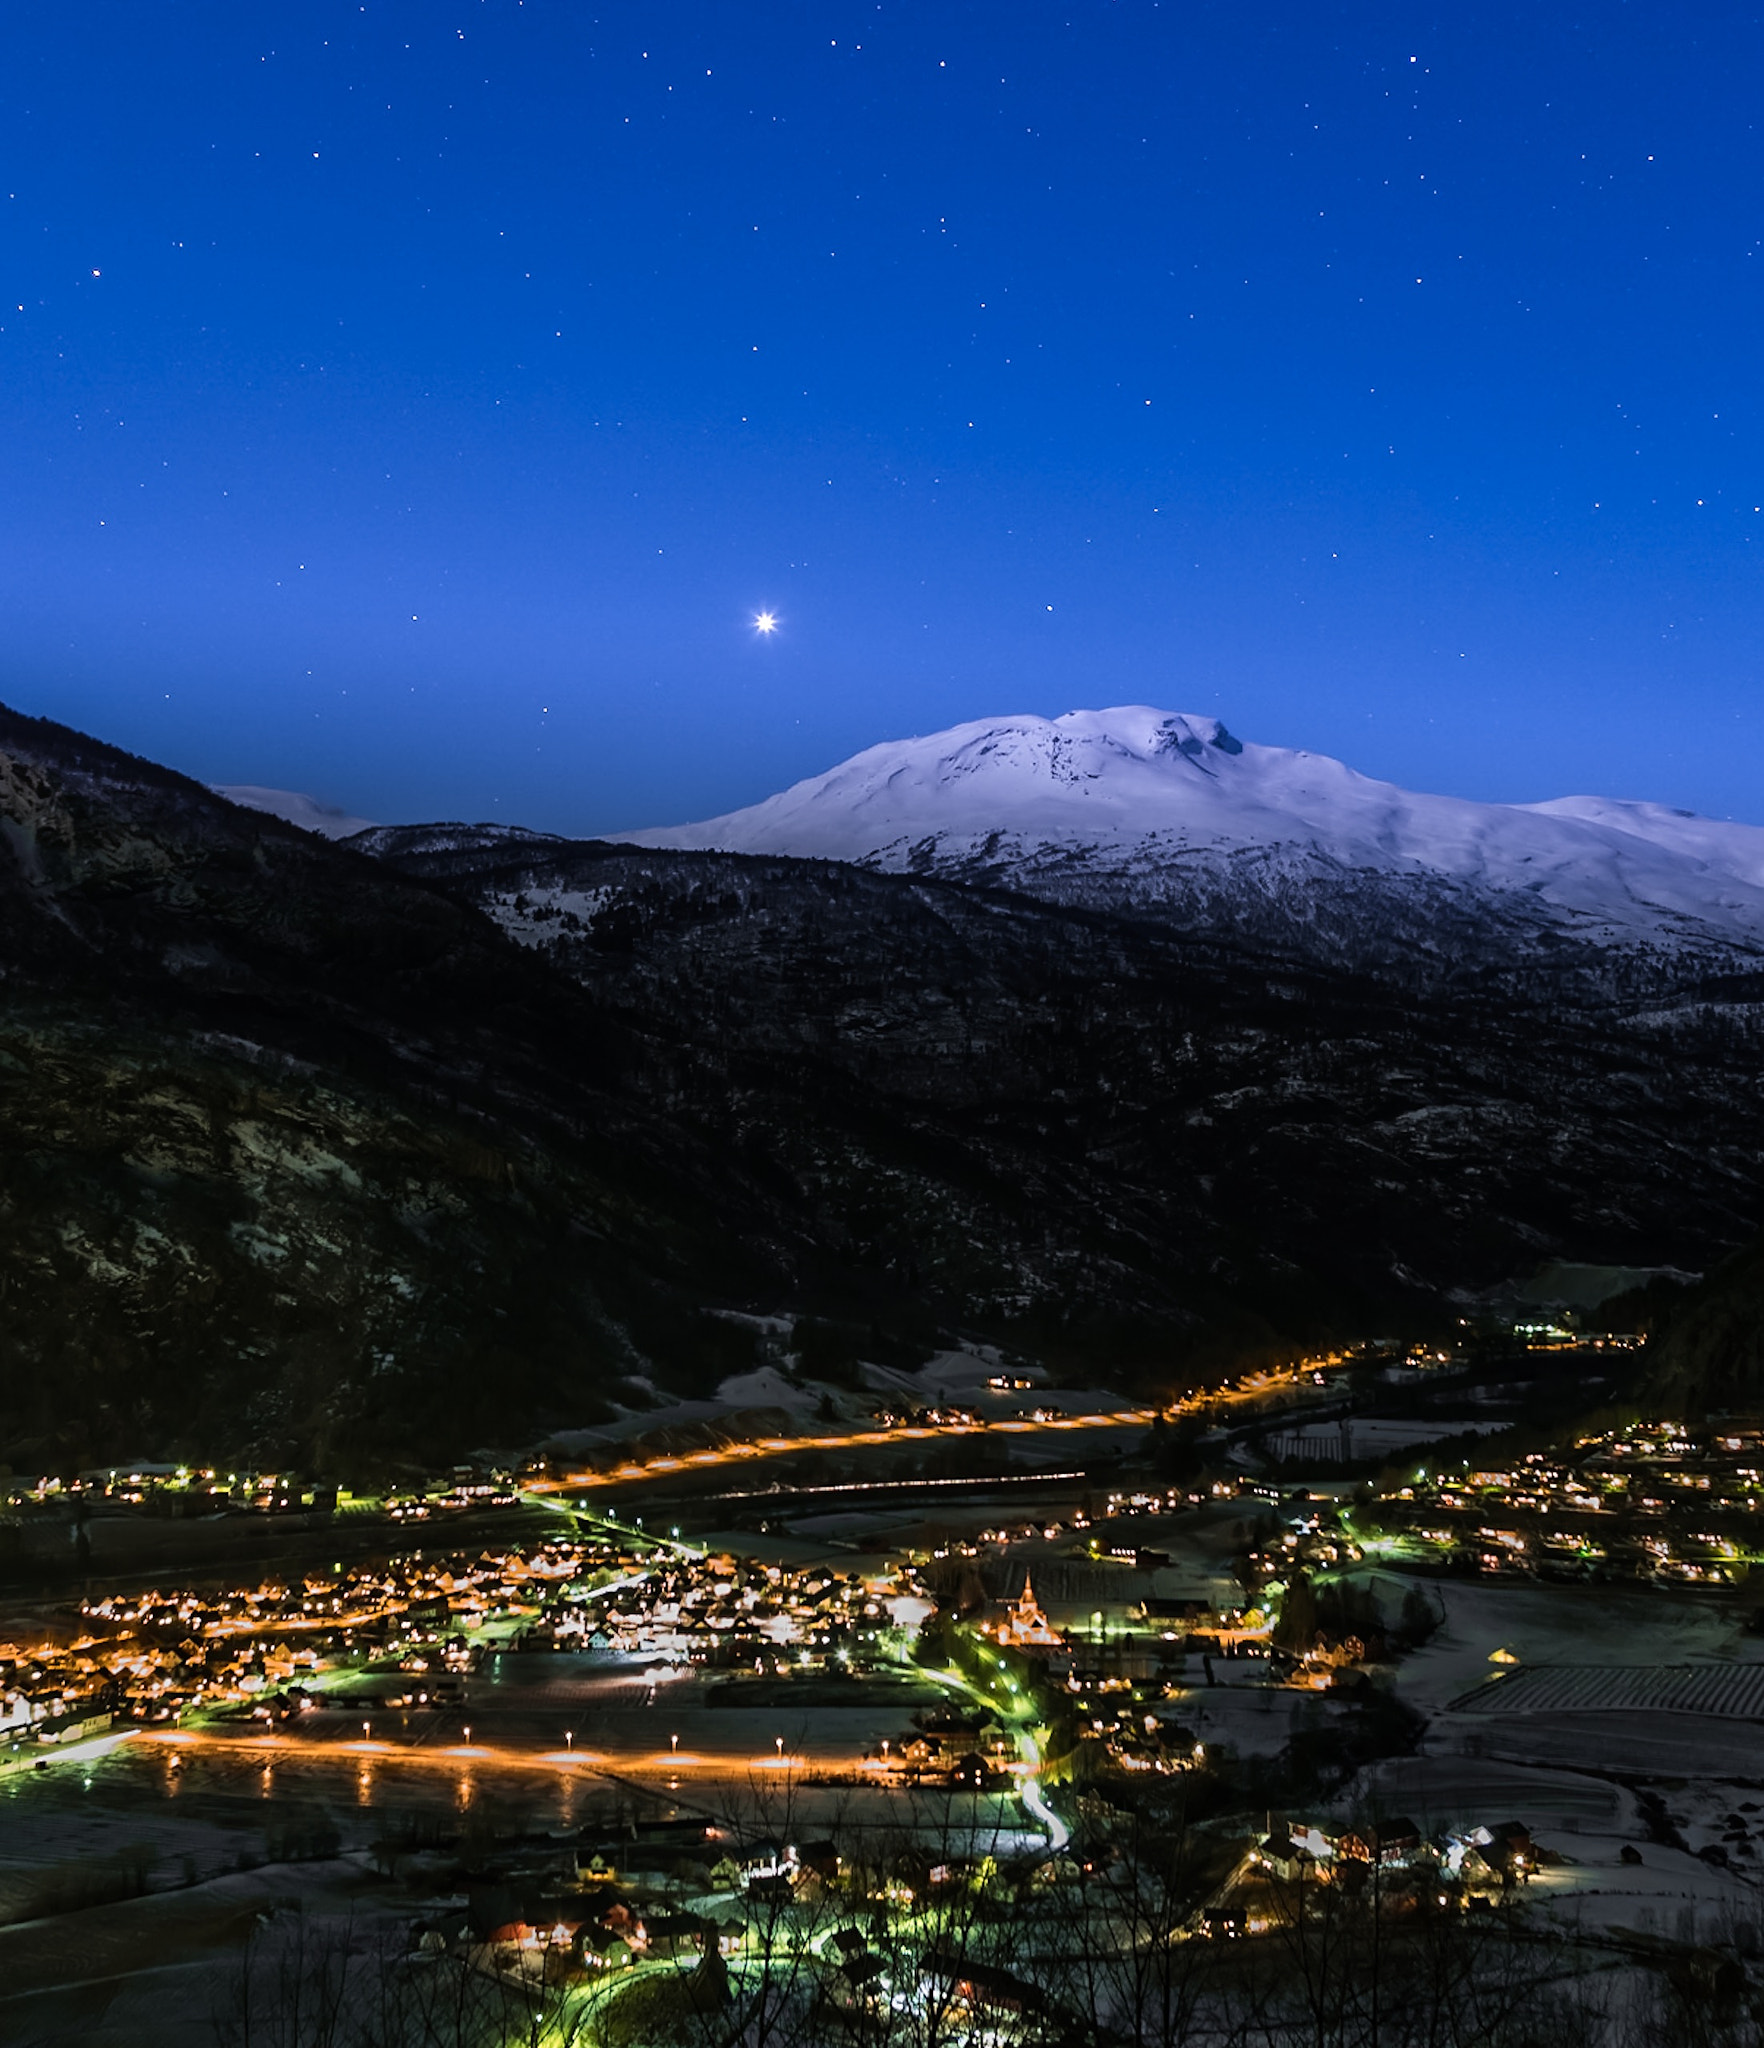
[1368,1573,1761,1718]
[1269,1416,1511,1457]
[1458,1663,1764,1718]
[543,1350,1123,1457]
[0,1857,389,2048]
[1165,1686,1324,1760]
[1347,1753,1636,1836]
[1654,1781,1764,1865]
[1525,1839,1751,1940]
[1438,1711,1764,1780]
[1342,1738,1760,1937]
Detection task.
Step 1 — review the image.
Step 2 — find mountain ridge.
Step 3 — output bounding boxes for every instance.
[618,706,1764,965]
[4,699,1764,1471]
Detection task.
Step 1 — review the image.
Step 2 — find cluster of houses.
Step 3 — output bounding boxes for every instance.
[1387,1425,1764,1585]
[1,1655,119,1755]
[872,1703,1013,1789]
[1205,1815,1541,1932]
[405,1811,1074,2034]
[3,1461,526,1518]
[524,1553,900,1671]
[3,1539,625,1738]
[412,1816,799,1987]
[0,1533,928,1759]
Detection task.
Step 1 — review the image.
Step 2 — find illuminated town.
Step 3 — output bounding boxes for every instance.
[9,1321,1764,2042]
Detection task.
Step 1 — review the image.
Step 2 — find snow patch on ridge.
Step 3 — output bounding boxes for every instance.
[213,785,378,840]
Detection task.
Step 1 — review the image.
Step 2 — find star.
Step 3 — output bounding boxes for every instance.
[753,610,779,635]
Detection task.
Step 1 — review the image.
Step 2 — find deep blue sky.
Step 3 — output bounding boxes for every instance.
[4,2,1762,831]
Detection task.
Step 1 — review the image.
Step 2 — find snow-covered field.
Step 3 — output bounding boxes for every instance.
[1457,1663,1764,1719]
[1371,1574,1760,1717]
[1269,1416,1510,1458]
[1444,1712,1764,1781]
[1164,1685,1320,1759]
[1349,1754,1635,1835]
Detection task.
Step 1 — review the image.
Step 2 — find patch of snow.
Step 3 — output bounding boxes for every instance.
[212,785,378,839]
[349,821,564,856]
[716,1365,818,1411]
[484,884,617,947]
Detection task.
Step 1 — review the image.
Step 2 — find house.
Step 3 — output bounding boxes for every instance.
[579,1928,632,1969]
[1483,1822,1533,1876]
[642,1913,712,1960]
[631,1815,718,1847]
[1338,1818,1423,1869]
[1372,1817,1423,1867]
[737,1838,794,1879]
[1256,1831,1312,1881]
[1141,1596,1210,1624]
[835,1951,885,2007]
[920,1949,1045,2019]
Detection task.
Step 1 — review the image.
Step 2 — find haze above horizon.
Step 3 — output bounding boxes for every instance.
[4,2,1761,833]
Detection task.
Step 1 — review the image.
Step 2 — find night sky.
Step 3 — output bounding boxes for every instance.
[4,3,1762,832]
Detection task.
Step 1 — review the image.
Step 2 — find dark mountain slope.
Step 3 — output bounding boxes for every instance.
[0,711,786,1473]
[4,704,1764,1474]
[362,829,1764,1335]
[1642,1233,1764,1415]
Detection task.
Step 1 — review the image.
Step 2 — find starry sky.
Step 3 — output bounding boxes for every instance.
[4,2,1763,832]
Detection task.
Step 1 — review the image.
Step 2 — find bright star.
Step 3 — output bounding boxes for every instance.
[753,610,779,635]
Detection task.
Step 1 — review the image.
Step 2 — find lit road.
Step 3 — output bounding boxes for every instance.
[529,1411,1157,1497]
[1018,1736,1071,1853]
[526,1360,1340,1500]
[142,1725,863,1783]
[909,1655,1072,1855]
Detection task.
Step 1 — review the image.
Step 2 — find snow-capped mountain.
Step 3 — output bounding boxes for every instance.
[623,707,1764,956]
[212,784,377,839]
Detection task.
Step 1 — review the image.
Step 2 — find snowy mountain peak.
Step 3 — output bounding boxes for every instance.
[622,705,1764,954]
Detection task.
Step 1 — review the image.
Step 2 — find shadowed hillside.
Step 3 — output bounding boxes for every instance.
[3,703,1763,1472]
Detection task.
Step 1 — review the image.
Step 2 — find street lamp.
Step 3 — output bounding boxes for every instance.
[463,1724,472,1746]
[671,1733,679,1755]
[565,1730,573,1752]
[775,1736,784,1760]
[361,1720,370,1741]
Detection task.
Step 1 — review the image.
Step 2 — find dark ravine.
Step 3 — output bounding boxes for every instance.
[2,702,1764,1473]
[1643,1238,1764,1415]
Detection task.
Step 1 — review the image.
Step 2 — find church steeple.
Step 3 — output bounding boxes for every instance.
[998,1569,1059,1646]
